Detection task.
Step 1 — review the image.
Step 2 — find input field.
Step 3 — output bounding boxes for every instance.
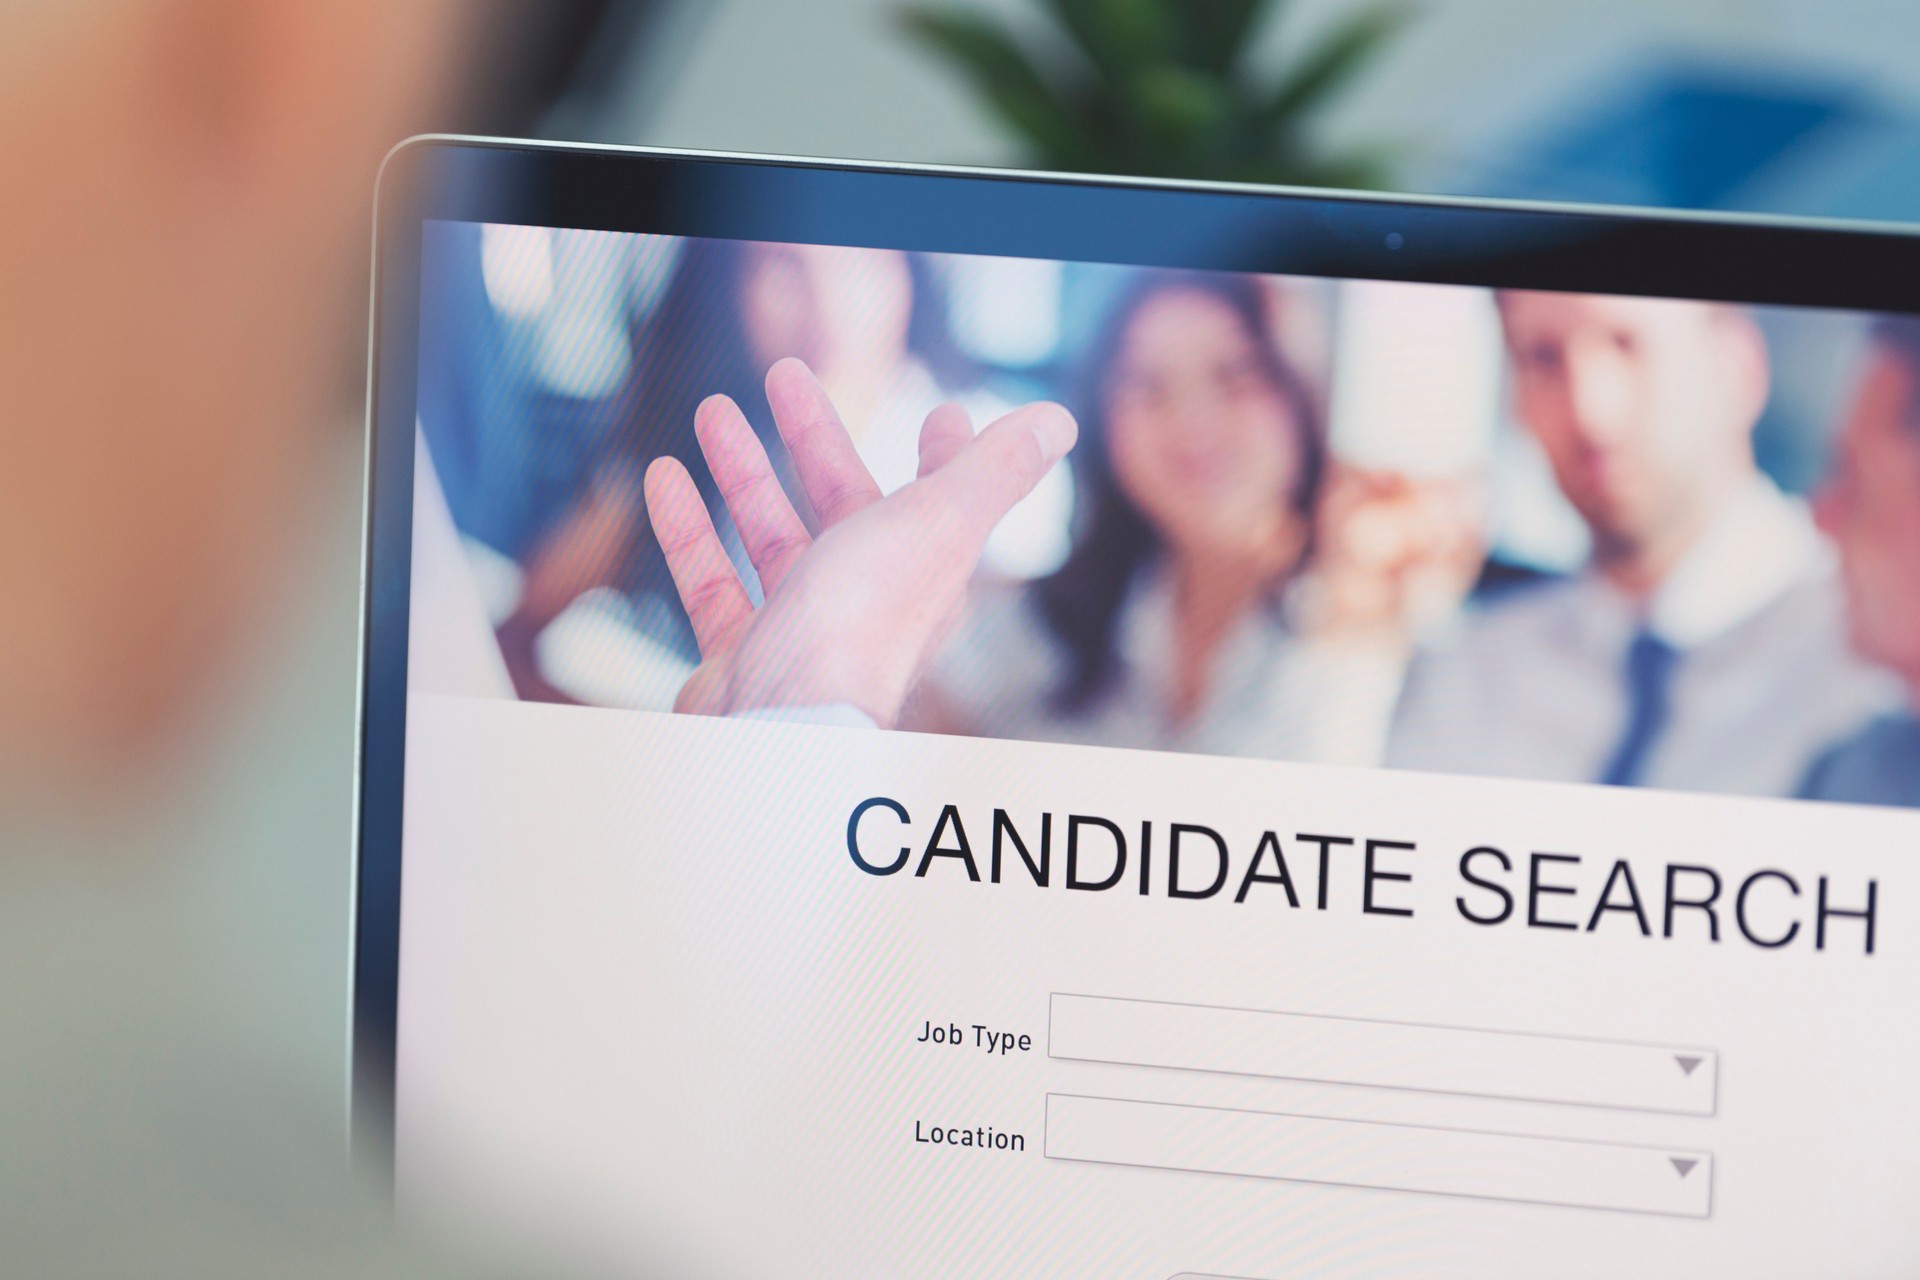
[1046,1094,1713,1218]
[1050,995,1716,1115]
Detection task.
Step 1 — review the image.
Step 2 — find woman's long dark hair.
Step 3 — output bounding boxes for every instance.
[605,238,973,596]
[620,239,974,474]
[1032,271,1325,715]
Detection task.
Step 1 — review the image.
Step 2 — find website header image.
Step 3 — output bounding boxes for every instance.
[410,219,1920,812]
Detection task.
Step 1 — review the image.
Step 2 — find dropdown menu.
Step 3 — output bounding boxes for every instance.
[1045,1094,1714,1218]
[1050,995,1718,1115]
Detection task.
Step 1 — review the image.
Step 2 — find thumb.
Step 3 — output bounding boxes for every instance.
[674,657,733,716]
[916,401,1076,552]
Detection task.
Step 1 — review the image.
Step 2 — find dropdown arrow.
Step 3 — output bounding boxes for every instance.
[1675,1054,1703,1077]
[1671,1157,1699,1179]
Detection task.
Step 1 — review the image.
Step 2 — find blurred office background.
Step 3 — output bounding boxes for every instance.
[42,0,1919,1104]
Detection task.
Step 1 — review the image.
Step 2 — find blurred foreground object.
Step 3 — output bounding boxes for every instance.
[0,0,454,783]
[900,0,1410,185]
[0,0,677,1275]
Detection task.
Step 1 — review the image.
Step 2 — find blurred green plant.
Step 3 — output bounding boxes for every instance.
[899,0,1411,188]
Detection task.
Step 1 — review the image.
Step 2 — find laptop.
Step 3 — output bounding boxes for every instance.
[357,137,1920,1277]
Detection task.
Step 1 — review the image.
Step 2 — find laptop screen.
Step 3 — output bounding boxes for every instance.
[386,194,1920,1276]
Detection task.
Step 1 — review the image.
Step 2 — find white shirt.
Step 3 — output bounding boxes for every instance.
[1387,477,1893,797]
[937,571,1409,765]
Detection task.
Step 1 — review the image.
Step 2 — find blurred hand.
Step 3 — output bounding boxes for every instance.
[1309,464,1487,637]
[645,358,1077,727]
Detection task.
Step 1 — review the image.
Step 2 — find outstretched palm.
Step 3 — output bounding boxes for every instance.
[644,357,1077,727]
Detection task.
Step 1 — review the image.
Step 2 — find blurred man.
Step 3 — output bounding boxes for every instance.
[1388,292,1885,796]
[1800,316,1920,807]
[0,2,515,1274]
[1,1,453,781]
[0,2,1070,1272]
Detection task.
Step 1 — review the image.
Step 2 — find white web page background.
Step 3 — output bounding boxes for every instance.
[394,693,1920,1279]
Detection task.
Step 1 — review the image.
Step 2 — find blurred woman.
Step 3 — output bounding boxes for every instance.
[930,271,1409,764]
[496,238,1070,704]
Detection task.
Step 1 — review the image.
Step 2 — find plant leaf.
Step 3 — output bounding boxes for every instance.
[1260,0,1413,128]
[899,7,1087,163]
[900,0,1406,189]
[1132,65,1234,156]
[1175,0,1276,74]
[1305,142,1402,190]
[1037,0,1173,81]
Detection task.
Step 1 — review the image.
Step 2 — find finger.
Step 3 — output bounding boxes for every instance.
[674,658,732,717]
[694,394,812,592]
[765,356,882,528]
[916,401,974,479]
[917,400,1076,552]
[643,457,753,658]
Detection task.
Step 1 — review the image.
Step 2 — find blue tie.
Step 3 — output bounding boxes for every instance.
[1598,630,1679,787]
